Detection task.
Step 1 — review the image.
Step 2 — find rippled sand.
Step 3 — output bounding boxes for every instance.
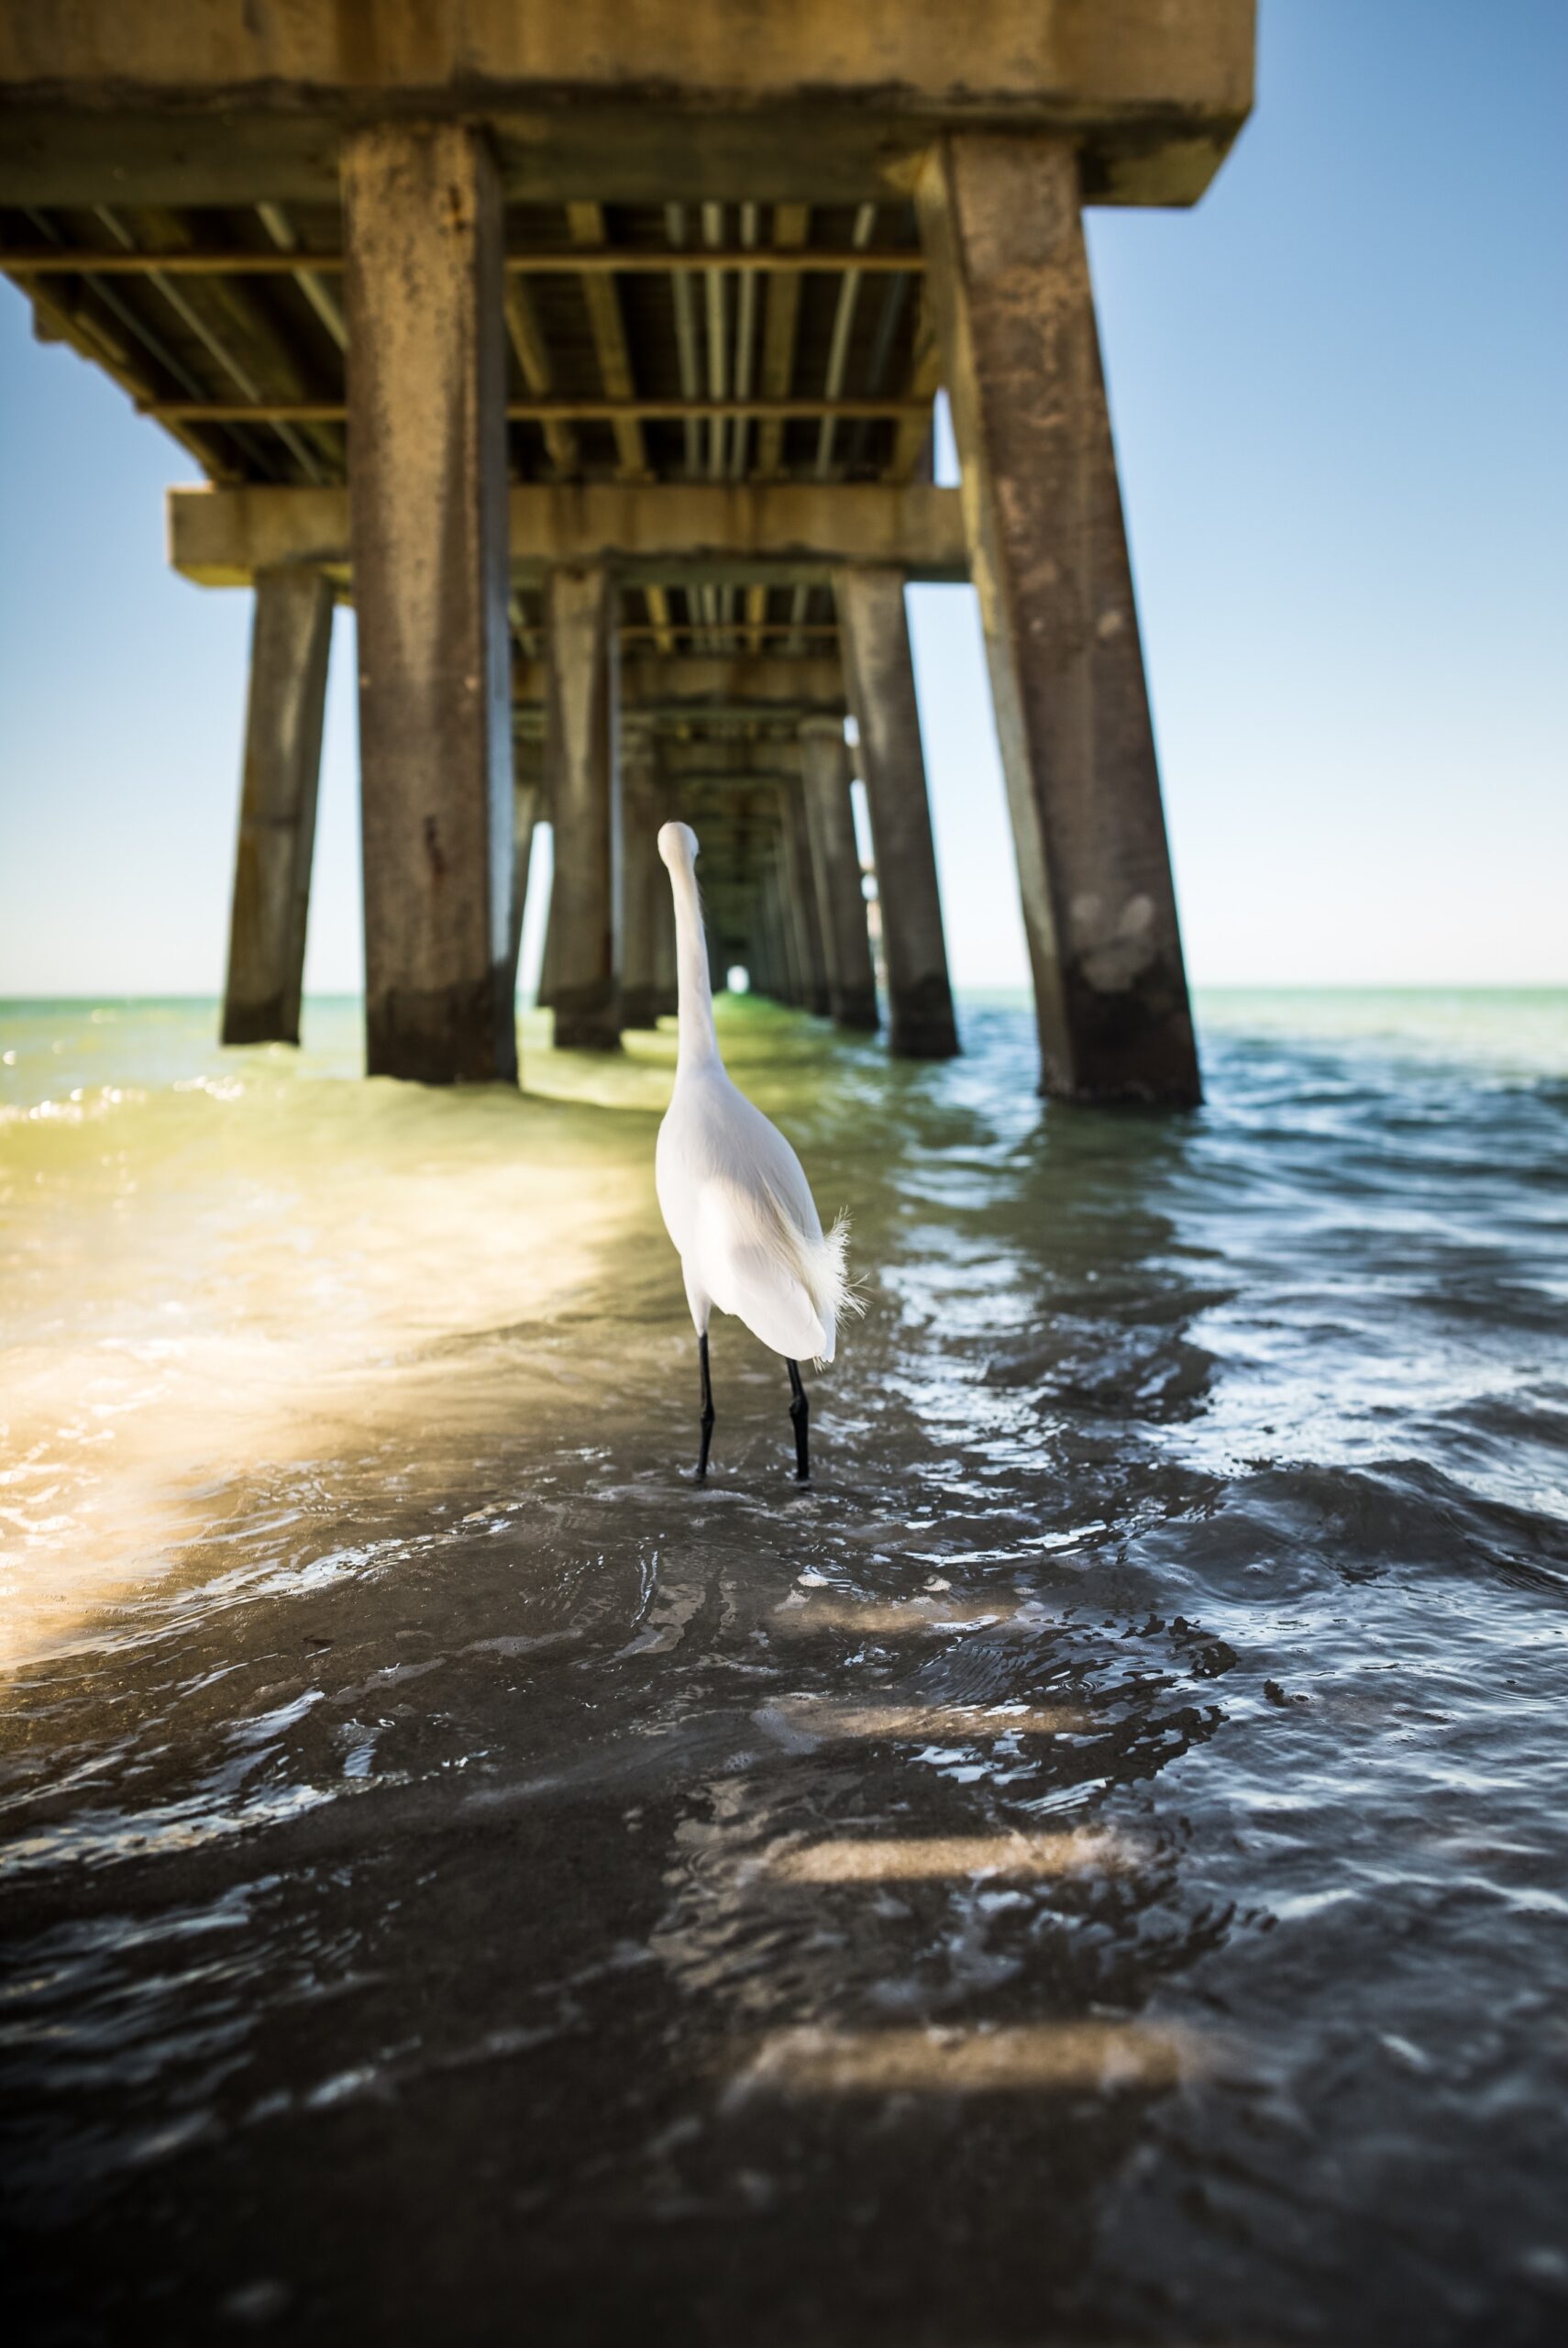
[2,991,1566,2344]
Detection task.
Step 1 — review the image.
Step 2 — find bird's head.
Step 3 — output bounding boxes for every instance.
[657,821,700,871]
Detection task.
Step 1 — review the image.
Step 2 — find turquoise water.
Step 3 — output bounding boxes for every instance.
[3,989,1567,2342]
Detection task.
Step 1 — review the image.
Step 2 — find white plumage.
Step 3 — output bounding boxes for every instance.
[655,821,855,1479]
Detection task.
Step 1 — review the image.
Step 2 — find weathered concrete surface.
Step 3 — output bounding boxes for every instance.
[343,123,515,1085]
[167,483,968,591]
[918,135,1200,1105]
[220,566,333,1047]
[618,725,662,1030]
[801,717,879,1032]
[836,567,957,1058]
[545,563,620,1051]
[0,4,1254,207]
[778,780,831,1018]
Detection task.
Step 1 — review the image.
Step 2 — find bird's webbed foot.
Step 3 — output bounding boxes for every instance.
[787,1358,810,1482]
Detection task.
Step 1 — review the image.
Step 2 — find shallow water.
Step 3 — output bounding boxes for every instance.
[3,990,1566,2345]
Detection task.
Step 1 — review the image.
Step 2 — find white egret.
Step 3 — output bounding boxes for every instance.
[655,822,856,1481]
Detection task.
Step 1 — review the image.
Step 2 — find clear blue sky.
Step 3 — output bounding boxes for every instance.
[2,1,1564,998]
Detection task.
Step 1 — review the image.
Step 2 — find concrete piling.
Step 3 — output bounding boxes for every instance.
[778,778,831,1017]
[221,566,333,1047]
[800,717,878,1031]
[918,134,1201,1104]
[835,566,958,1058]
[341,123,516,1085]
[544,563,620,1050]
[771,857,802,1007]
[618,723,662,1028]
[653,772,679,1020]
[536,872,558,1011]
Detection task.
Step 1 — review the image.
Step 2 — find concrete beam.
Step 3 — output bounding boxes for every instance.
[167,482,968,589]
[919,134,1201,1104]
[520,700,835,736]
[513,653,846,725]
[657,739,805,782]
[1,5,1254,207]
[221,567,333,1046]
[345,123,516,1085]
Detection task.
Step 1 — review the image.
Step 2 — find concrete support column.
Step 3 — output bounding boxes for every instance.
[618,723,661,1028]
[799,717,879,1031]
[536,871,558,1010]
[221,566,333,1047]
[652,770,679,1018]
[917,134,1200,1103]
[763,861,796,1004]
[835,567,958,1057]
[777,781,830,1016]
[748,892,775,999]
[545,563,620,1049]
[507,778,543,1008]
[750,874,772,1001]
[342,123,515,1083]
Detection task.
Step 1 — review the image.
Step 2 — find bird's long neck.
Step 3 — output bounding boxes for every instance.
[668,851,719,1070]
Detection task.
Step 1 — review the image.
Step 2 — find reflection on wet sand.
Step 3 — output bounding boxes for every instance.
[771,1596,1047,1634]
[759,1829,1132,1882]
[770,1700,1086,1741]
[731,2020,1209,2096]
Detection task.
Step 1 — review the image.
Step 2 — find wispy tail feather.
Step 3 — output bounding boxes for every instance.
[797,1209,864,1368]
[815,1210,866,1327]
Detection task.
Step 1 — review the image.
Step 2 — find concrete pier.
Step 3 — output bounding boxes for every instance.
[747,869,773,1000]
[618,725,662,1029]
[545,563,620,1050]
[341,125,516,1085]
[800,717,878,1031]
[4,0,1253,1102]
[220,566,333,1046]
[652,774,679,1018]
[536,878,559,1012]
[836,567,958,1058]
[778,778,831,1017]
[762,861,801,1006]
[918,136,1202,1103]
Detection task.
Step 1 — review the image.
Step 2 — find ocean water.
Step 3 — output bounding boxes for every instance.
[2,989,1566,2345]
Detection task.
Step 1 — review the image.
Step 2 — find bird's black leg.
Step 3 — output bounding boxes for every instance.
[695,1332,715,1482]
[787,1358,810,1483]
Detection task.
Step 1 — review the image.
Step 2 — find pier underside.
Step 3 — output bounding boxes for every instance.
[1,0,1250,1101]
